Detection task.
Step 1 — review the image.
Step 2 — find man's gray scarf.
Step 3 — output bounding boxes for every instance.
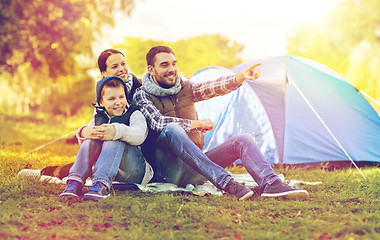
[142,73,182,96]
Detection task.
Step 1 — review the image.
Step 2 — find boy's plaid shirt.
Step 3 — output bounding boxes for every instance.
[133,74,242,132]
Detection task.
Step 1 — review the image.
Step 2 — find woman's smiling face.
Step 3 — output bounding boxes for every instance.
[102,53,129,82]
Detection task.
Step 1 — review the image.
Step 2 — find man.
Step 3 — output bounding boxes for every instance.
[133,45,309,201]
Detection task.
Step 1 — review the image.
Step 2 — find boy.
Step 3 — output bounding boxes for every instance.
[59,76,149,200]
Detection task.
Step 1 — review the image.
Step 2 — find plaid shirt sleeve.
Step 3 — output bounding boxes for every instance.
[191,74,242,102]
[133,88,192,132]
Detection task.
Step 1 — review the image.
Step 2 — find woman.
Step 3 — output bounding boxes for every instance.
[42,49,152,189]
[97,49,142,102]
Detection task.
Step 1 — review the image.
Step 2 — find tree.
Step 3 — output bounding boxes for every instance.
[0,0,134,115]
[287,0,380,111]
[114,34,244,78]
[345,41,380,112]
[114,37,162,77]
[172,34,244,77]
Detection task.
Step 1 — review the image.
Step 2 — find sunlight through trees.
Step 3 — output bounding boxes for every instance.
[287,0,380,112]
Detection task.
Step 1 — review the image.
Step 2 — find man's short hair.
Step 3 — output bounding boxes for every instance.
[146,45,175,66]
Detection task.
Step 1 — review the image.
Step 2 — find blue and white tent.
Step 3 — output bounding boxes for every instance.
[192,56,380,171]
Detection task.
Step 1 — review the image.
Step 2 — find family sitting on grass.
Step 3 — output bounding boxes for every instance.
[47,46,309,201]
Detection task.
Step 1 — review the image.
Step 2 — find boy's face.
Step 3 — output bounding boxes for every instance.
[99,85,128,117]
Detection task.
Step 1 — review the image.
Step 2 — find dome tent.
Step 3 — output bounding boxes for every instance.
[192,56,380,175]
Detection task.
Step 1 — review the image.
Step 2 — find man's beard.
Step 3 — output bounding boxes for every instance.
[157,72,176,89]
[158,81,175,89]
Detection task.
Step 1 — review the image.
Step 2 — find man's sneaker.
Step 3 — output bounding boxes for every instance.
[59,180,83,198]
[225,180,254,201]
[261,180,309,200]
[83,181,110,200]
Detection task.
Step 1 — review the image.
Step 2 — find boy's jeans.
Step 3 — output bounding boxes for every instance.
[155,123,280,190]
[68,139,146,189]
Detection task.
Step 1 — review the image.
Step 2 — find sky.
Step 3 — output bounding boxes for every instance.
[97,0,334,60]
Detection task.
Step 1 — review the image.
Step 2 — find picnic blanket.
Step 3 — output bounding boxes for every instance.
[17,169,322,196]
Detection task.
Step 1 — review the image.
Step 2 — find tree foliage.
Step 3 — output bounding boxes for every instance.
[287,0,380,111]
[0,0,134,115]
[1,1,245,116]
[114,34,244,78]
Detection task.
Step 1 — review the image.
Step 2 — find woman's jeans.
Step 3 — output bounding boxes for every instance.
[68,139,146,189]
[154,123,280,190]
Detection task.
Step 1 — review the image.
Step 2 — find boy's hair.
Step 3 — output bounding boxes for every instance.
[98,49,124,72]
[96,77,128,104]
[100,78,124,100]
[146,45,175,66]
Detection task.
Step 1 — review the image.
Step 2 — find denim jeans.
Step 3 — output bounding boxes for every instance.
[67,139,146,189]
[154,123,280,190]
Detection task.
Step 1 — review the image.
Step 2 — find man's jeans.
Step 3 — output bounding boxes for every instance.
[155,123,280,190]
[68,139,146,189]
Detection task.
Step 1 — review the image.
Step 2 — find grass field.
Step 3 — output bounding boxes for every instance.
[0,113,379,240]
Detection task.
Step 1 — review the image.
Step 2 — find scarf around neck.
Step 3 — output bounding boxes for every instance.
[125,73,134,93]
[142,73,182,96]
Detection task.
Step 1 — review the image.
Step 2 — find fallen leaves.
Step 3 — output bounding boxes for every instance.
[282,230,289,235]
[234,234,243,239]
[205,221,216,234]
[64,197,84,206]
[263,212,280,219]
[317,232,332,240]
[73,220,87,229]
[205,221,215,229]
[172,221,182,230]
[93,222,112,232]
[37,218,62,227]
[45,206,62,212]
[23,213,33,219]
[154,220,161,228]
[0,232,8,239]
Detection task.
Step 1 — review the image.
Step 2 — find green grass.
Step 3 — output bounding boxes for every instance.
[0,113,379,240]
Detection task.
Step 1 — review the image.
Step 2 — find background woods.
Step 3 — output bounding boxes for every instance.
[287,0,380,112]
[1,0,380,117]
[0,0,135,116]
[114,34,245,77]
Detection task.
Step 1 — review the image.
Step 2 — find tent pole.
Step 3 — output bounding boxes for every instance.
[359,90,380,107]
[289,78,367,179]
[27,130,77,154]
